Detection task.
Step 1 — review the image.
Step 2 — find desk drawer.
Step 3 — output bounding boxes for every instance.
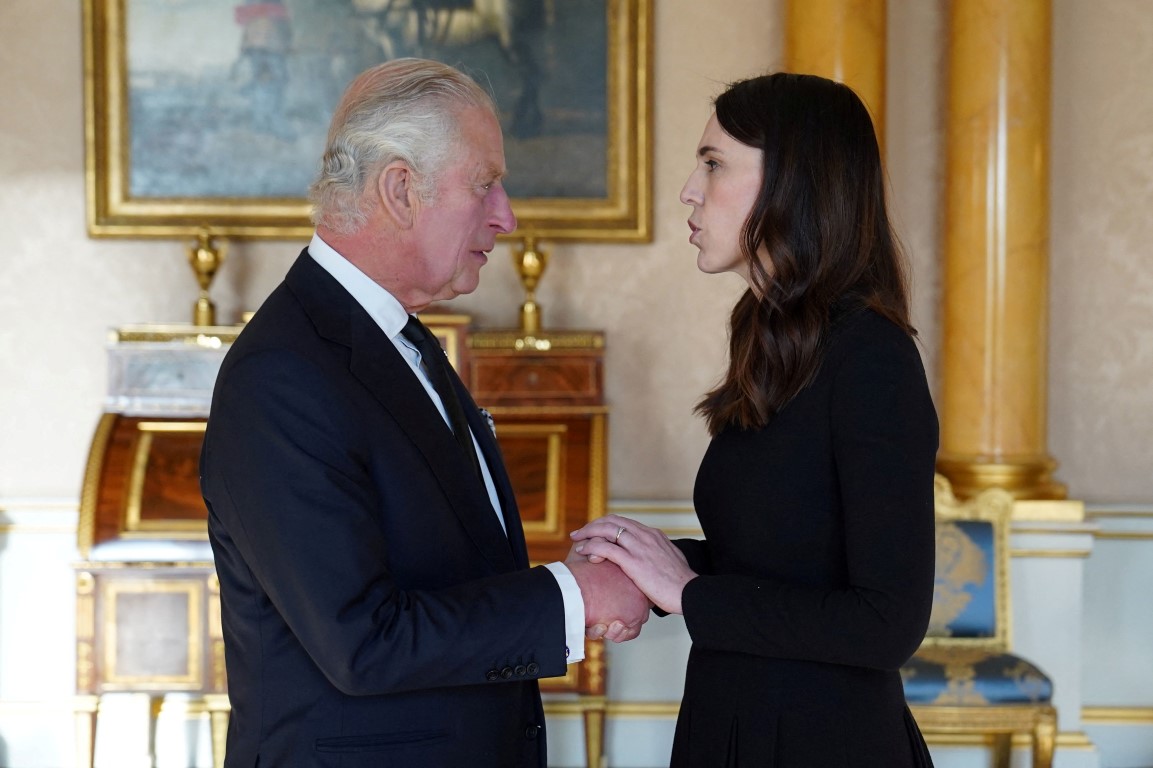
[469,355,602,403]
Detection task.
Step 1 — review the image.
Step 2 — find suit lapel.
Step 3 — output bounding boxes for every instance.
[286,253,517,573]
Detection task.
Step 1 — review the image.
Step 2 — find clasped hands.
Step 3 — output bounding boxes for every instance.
[565,514,698,644]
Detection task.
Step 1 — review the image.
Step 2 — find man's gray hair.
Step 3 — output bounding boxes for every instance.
[309,58,497,234]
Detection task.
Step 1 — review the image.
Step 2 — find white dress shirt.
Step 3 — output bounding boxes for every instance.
[308,233,585,663]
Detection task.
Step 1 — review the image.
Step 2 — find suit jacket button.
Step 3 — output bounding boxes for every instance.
[500,666,514,679]
[526,662,540,675]
[514,665,527,676]
[486,669,500,682]
[525,724,540,740]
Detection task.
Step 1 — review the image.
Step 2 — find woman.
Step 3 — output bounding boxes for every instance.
[571,73,939,766]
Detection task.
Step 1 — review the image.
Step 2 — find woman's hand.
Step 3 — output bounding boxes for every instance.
[570,514,697,615]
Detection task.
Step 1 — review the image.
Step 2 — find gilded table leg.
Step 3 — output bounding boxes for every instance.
[1033,707,1057,768]
[73,695,99,768]
[204,694,231,768]
[581,696,606,768]
[147,695,163,767]
[992,732,1012,768]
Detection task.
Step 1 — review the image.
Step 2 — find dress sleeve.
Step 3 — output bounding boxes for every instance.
[673,538,714,575]
[679,324,939,670]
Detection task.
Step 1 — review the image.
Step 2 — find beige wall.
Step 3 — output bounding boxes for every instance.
[0,0,1150,505]
[1049,0,1153,502]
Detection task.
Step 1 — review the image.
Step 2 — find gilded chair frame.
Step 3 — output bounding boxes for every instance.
[920,474,1013,652]
[907,475,1058,768]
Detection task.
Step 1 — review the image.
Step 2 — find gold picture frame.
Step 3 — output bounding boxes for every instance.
[83,0,652,242]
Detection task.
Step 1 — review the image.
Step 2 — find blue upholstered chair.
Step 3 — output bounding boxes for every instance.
[902,475,1057,768]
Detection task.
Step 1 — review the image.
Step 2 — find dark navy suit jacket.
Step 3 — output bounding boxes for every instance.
[200,250,567,767]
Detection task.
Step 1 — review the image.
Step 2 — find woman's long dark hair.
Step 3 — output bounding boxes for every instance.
[695,72,914,436]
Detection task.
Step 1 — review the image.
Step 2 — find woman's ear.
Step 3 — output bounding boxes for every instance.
[377,162,418,229]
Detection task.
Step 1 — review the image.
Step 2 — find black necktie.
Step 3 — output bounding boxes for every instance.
[401,315,482,479]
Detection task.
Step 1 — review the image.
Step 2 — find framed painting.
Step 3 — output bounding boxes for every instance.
[83,0,652,241]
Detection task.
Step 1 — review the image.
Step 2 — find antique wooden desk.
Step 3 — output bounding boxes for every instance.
[73,317,609,768]
[73,324,239,768]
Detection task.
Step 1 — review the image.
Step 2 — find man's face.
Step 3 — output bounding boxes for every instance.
[407,106,517,305]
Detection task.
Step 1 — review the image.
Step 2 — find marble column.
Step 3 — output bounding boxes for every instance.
[937,0,1065,500]
[784,0,887,148]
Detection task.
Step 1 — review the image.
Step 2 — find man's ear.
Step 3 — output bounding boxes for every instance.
[377,162,419,229]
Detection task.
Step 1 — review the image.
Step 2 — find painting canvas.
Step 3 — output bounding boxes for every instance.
[85,0,651,240]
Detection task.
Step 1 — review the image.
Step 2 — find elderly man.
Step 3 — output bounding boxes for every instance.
[200,58,649,767]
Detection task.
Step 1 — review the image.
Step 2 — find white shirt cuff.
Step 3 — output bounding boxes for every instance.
[543,561,585,664]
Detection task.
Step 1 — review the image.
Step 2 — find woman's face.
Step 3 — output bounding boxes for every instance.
[679,113,768,286]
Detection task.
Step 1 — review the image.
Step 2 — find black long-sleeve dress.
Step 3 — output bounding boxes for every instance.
[671,307,939,767]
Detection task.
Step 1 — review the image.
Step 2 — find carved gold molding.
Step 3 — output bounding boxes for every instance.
[1081,707,1153,724]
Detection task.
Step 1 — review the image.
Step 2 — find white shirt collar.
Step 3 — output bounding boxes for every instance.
[307,232,410,339]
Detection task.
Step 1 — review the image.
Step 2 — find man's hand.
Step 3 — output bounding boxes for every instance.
[565,548,652,643]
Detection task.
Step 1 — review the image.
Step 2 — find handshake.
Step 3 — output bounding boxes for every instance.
[565,514,698,644]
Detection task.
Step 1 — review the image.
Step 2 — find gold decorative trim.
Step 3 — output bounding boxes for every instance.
[607,701,681,718]
[1009,549,1091,559]
[83,0,653,241]
[920,731,1092,748]
[77,413,118,556]
[1010,524,1096,535]
[589,414,607,522]
[73,560,216,570]
[486,405,609,416]
[135,421,210,433]
[421,315,471,369]
[1093,531,1153,541]
[1085,509,1153,520]
[77,628,96,692]
[158,699,216,717]
[586,638,605,692]
[910,704,1053,731]
[208,572,226,691]
[103,579,203,689]
[124,421,209,536]
[1081,706,1153,724]
[469,330,605,351]
[77,647,94,691]
[1055,732,1096,748]
[500,424,564,536]
[935,457,1066,502]
[119,531,210,542]
[75,573,95,652]
[542,700,680,718]
[1012,499,1085,523]
[110,324,242,345]
[610,500,696,515]
[438,327,463,370]
[212,639,228,694]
